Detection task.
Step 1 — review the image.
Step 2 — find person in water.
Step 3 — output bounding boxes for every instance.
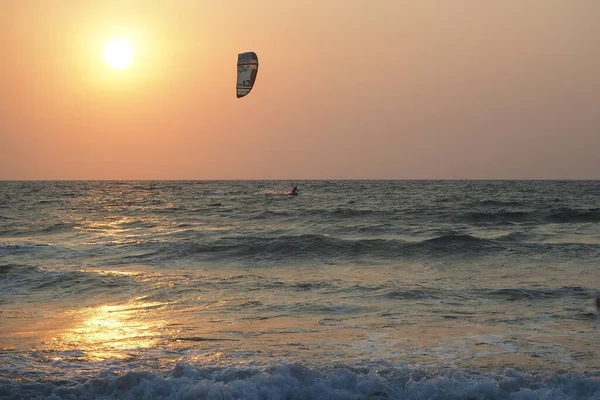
[291,184,299,195]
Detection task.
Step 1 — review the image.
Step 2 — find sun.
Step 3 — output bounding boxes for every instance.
[103,38,135,70]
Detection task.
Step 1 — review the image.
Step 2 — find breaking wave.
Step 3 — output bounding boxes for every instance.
[0,363,598,400]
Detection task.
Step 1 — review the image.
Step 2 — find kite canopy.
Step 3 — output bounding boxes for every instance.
[237,52,258,98]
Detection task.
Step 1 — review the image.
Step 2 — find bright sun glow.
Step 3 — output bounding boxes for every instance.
[103,38,135,70]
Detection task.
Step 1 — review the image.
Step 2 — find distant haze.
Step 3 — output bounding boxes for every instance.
[1,1,599,179]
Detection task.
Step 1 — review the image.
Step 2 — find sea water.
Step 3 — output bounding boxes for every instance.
[1,181,599,399]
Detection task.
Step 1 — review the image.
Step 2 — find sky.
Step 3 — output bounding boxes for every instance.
[1,0,599,180]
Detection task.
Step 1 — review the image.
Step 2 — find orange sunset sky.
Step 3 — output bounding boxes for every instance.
[1,1,599,180]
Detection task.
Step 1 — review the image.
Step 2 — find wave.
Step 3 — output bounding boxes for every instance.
[465,211,531,224]
[38,222,77,234]
[131,234,506,264]
[114,220,159,229]
[36,199,60,205]
[0,223,77,237]
[474,199,525,207]
[0,363,598,399]
[0,264,137,302]
[5,228,594,267]
[384,289,439,300]
[374,285,594,304]
[0,242,51,255]
[96,230,600,266]
[547,208,600,223]
[462,208,600,225]
[479,286,591,301]
[253,208,402,221]
[421,233,494,247]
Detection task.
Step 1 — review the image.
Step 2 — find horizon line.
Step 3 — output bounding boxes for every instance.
[1,178,599,182]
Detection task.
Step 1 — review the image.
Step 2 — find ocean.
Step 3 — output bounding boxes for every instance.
[0,180,599,399]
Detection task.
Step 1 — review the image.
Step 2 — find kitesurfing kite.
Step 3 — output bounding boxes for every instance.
[236,52,259,98]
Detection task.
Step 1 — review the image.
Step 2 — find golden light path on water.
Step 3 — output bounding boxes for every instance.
[46,300,170,362]
[1,266,597,372]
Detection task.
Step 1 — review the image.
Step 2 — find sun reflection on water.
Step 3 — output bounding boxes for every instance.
[48,301,168,361]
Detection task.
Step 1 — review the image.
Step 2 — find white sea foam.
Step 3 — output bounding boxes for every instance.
[1,363,599,400]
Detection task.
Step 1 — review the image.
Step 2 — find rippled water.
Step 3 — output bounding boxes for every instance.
[1,181,599,399]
